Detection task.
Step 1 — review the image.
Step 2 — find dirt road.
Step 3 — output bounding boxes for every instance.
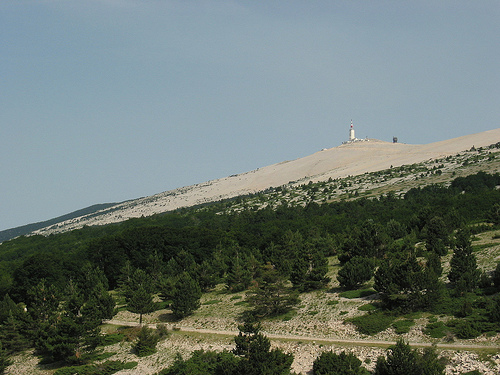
[103,319,500,351]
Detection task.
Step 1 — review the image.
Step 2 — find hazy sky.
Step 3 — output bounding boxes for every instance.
[1,1,499,231]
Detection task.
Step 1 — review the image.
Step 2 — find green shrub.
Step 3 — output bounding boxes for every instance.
[348,312,395,335]
[392,319,415,334]
[53,361,138,375]
[453,320,481,339]
[424,321,449,338]
[358,303,377,312]
[100,333,124,346]
[133,326,160,357]
[427,315,438,324]
[156,324,169,338]
[313,351,369,375]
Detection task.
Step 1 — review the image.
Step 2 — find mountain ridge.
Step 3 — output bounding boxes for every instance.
[4,128,500,240]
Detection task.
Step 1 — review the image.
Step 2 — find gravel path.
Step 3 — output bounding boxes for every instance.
[103,319,500,351]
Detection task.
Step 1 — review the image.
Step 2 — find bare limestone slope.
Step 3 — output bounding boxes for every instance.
[34,128,500,236]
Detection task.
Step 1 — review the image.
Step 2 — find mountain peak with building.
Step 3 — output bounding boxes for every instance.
[2,126,500,240]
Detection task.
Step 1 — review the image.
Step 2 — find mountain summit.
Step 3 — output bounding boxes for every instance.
[26,128,500,236]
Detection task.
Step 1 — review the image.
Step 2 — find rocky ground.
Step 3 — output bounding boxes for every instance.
[7,285,500,375]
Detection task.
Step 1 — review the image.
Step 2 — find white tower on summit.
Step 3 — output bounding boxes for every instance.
[349,120,355,142]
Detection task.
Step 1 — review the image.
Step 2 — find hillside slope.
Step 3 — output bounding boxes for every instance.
[32,128,500,236]
[0,203,118,243]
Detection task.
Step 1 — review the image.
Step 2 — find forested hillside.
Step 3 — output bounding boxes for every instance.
[1,149,500,374]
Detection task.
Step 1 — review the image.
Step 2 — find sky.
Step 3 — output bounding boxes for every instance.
[1,0,499,231]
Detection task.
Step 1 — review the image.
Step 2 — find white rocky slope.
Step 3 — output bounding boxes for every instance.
[34,128,500,236]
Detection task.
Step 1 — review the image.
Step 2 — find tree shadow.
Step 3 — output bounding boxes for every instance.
[157,312,178,323]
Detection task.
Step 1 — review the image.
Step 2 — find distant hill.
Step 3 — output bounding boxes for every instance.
[7,128,500,239]
[0,203,118,242]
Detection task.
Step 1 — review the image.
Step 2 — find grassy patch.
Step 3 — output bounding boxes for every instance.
[358,303,378,312]
[392,319,415,334]
[88,352,116,362]
[279,310,297,322]
[403,311,423,319]
[348,312,395,335]
[234,300,248,306]
[115,327,141,342]
[230,295,242,300]
[339,289,376,299]
[327,300,339,306]
[100,333,125,346]
[53,361,138,375]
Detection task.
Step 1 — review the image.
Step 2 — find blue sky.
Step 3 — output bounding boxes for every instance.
[1,0,499,231]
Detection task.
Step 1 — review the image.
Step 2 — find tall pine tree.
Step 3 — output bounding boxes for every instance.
[448,228,480,294]
[171,272,202,319]
[128,285,155,325]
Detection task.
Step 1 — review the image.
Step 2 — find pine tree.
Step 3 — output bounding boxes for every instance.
[171,272,202,319]
[225,256,252,293]
[0,312,29,354]
[128,285,155,325]
[290,245,330,292]
[337,256,374,289]
[246,268,299,318]
[122,268,153,301]
[374,340,418,375]
[0,295,20,324]
[374,340,444,375]
[133,326,160,357]
[448,228,480,294]
[233,322,293,375]
[26,280,60,324]
[0,341,11,374]
[374,254,442,311]
[424,216,449,256]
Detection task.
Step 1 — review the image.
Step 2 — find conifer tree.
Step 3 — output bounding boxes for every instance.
[171,272,201,319]
[0,312,29,354]
[233,322,293,375]
[246,267,299,318]
[0,295,20,324]
[448,228,480,294]
[27,280,60,324]
[0,341,11,374]
[424,216,449,256]
[133,326,160,357]
[337,256,374,289]
[374,339,444,375]
[128,285,155,325]
[226,256,252,293]
[493,262,500,289]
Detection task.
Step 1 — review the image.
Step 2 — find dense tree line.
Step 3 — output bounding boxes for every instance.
[2,172,499,299]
